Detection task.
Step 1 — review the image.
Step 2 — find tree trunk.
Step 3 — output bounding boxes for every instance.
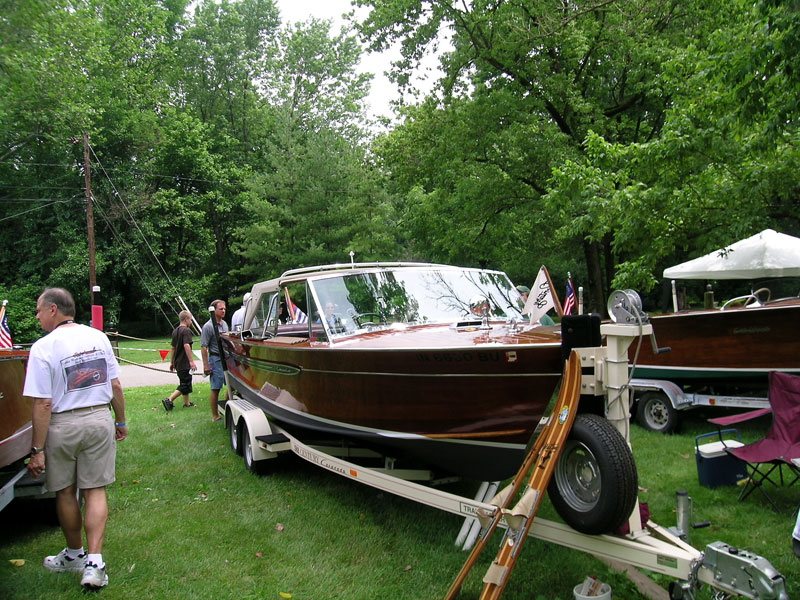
[583,237,605,315]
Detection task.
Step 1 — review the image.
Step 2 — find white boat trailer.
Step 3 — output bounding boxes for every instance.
[221,320,788,600]
[631,377,770,433]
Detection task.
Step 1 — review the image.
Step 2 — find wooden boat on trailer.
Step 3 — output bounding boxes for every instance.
[222,263,568,482]
[632,294,800,387]
[638,228,800,387]
[0,348,32,469]
[626,228,800,431]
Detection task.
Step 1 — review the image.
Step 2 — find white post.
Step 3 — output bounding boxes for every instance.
[600,322,653,536]
[578,286,584,315]
[671,280,678,312]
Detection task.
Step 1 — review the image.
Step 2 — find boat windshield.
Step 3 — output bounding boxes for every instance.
[308,267,526,337]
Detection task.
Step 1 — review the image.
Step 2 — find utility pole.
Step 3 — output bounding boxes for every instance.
[83,132,96,306]
[83,133,103,329]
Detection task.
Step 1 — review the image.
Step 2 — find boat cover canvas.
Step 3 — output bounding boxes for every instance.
[663,229,800,279]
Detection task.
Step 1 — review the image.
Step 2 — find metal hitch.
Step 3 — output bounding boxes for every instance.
[702,541,788,600]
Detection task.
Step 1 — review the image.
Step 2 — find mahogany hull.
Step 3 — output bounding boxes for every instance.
[631,303,800,385]
[0,349,32,469]
[224,325,564,479]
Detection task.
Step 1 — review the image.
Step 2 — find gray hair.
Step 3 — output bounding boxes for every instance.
[40,288,76,317]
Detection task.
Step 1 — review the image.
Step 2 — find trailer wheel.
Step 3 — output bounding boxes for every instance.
[228,411,243,456]
[547,414,638,535]
[242,422,267,475]
[636,391,678,433]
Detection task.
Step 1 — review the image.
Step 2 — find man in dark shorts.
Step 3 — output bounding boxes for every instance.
[162,310,197,410]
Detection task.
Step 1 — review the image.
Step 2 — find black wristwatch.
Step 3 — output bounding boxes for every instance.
[31,447,44,455]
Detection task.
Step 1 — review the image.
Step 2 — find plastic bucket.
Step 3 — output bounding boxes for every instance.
[573,582,612,600]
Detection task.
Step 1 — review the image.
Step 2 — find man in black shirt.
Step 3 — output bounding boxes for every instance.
[162,310,197,411]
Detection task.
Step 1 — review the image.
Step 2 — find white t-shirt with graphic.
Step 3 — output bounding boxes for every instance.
[23,324,120,413]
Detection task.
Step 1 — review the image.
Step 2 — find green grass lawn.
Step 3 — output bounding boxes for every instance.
[1,386,797,599]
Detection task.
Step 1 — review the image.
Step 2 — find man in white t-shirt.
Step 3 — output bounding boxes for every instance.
[230,292,251,331]
[24,288,126,591]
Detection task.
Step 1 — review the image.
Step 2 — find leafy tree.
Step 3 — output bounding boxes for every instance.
[236,18,399,279]
[545,0,800,308]
[357,0,743,311]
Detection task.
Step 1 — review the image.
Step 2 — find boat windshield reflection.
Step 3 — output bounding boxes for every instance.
[309,267,526,337]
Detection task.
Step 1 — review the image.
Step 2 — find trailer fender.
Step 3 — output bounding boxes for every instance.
[630,379,690,410]
[225,398,278,463]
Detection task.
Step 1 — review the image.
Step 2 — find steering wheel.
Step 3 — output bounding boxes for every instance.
[352,312,386,328]
[720,294,759,310]
[752,287,771,304]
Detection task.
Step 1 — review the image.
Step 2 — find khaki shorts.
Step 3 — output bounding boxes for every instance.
[46,406,116,492]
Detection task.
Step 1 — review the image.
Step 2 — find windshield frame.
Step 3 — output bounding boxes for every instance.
[305,266,526,340]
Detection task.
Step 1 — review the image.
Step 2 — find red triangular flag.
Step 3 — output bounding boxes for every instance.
[159,349,170,361]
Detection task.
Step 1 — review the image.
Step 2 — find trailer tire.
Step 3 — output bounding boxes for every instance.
[547,414,638,535]
[242,422,267,475]
[636,391,679,433]
[228,411,243,456]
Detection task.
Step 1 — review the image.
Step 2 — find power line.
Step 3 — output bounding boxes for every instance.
[0,197,80,203]
[88,142,185,324]
[90,195,176,326]
[0,198,77,222]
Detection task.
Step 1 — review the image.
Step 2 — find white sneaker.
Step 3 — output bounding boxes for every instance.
[43,548,86,573]
[81,562,108,589]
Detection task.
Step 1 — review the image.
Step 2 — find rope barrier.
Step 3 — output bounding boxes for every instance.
[116,356,206,377]
[116,357,173,372]
[106,331,170,344]
[116,347,170,353]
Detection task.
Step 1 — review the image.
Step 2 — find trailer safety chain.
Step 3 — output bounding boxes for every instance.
[688,554,702,592]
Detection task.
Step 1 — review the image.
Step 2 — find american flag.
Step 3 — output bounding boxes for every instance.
[0,301,12,348]
[283,288,308,324]
[289,301,308,324]
[563,276,576,316]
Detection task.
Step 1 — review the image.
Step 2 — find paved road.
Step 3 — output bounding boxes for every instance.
[117,361,207,389]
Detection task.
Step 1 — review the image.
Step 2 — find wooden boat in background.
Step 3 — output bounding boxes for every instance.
[638,228,800,386]
[0,348,32,469]
[632,298,800,386]
[222,263,565,481]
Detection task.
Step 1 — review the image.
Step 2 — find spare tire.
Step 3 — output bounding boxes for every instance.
[547,413,638,535]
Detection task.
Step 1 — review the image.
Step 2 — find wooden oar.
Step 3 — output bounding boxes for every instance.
[477,350,582,600]
[443,350,581,599]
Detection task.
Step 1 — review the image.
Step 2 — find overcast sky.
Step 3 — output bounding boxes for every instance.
[275,0,444,125]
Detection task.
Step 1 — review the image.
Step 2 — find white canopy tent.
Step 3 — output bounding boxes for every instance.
[663,229,800,280]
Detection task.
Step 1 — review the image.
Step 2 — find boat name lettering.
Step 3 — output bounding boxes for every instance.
[293,444,321,466]
[292,443,349,477]
[416,352,500,363]
[320,459,348,477]
[732,327,770,335]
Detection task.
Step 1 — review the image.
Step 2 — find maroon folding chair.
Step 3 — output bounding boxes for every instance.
[708,371,800,511]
